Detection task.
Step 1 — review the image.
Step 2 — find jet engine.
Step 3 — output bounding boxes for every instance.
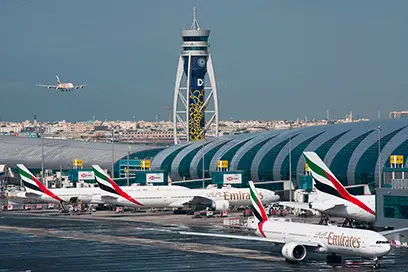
[211,200,230,212]
[281,242,307,263]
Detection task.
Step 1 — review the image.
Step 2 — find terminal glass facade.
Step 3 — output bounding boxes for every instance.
[383,195,408,219]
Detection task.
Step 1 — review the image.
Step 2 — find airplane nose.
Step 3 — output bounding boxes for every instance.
[378,244,392,256]
[385,244,392,254]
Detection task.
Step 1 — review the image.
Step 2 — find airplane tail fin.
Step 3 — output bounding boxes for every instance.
[249,181,268,237]
[303,151,376,216]
[56,75,61,84]
[92,165,144,206]
[17,164,62,201]
[303,151,352,200]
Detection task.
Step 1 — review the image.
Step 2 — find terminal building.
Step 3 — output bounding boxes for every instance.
[1,119,408,228]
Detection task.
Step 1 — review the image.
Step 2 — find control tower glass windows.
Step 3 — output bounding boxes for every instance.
[183,46,207,51]
[384,195,408,219]
[183,36,208,42]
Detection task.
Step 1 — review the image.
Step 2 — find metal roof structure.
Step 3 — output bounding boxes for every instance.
[0,136,163,170]
[151,119,408,186]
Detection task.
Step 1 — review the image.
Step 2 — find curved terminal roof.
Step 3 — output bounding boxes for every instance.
[0,136,163,170]
[151,119,408,186]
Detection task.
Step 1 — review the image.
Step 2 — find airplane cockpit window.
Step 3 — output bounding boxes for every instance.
[376,241,390,244]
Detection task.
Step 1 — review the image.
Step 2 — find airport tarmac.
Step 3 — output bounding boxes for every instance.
[0,211,407,272]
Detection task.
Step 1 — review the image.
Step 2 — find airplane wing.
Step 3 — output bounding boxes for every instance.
[179,231,321,248]
[74,84,87,89]
[380,227,408,238]
[168,196,213,208]
[101,195,119,201]
[25,192,42,198]
[36,84,58,89]
[278,201,314,211]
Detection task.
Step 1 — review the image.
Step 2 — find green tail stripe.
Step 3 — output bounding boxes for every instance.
[249,187,259,208]
[93,168,109,182]
[19,168,33,181]
[304,155,326,178]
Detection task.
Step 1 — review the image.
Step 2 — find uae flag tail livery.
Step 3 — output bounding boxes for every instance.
[248,181,268,238]
[303,151,375,216]
[17,164,62,202]
[92,165,144,207]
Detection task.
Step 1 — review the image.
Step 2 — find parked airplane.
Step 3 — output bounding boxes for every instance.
[36,75,86,92]
[15,164,189,209]
[280,152,375,225]
[180,181,405,269]
[92,165,279,211]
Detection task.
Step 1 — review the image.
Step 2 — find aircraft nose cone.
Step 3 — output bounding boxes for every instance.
[385,244,392,254]
[378,244,392,256]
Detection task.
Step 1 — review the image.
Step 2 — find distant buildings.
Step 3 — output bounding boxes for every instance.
[389,111,408,119]
[0,114,369,144]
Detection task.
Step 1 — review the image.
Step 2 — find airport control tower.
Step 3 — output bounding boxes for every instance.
[173,7,219,144]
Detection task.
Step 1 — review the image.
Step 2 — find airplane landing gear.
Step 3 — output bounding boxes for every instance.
[319,214,330,225]
[373,257,380,269]
[342,218,353,228]
[326,253,342,264]
[59,201,69,213]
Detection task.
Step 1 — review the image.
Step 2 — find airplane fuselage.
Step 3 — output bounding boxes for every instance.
[310,195,375,223]
[15,185,191,205]
[259,218,391,258]
[57,83,74,90]
[101,187,279,209]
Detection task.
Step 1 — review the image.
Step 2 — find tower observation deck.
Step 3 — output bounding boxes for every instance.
[173,7,219,144]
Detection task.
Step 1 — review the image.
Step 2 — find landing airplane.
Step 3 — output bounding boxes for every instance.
[92,165,280,211]
[15,164,189,209]
[180,181,406,269]
[36,75,86,92]
[280,152,375,225]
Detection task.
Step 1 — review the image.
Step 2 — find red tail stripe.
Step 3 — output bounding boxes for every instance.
[30,174,62,202]
[107,176,144,206]
[322,169,375,215]
[257,198,268,221]
[258,220,267,238]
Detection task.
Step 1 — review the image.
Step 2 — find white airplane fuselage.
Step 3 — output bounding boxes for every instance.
[310,194,376,223]
[259,218,391,258]
[101,187,279,209]
[57,83,74,90]
[14,185,190,205]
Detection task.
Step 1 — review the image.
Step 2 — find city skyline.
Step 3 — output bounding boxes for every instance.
[1,1,408,122]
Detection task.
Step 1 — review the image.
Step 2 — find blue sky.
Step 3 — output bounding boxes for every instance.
[1,1,408,122]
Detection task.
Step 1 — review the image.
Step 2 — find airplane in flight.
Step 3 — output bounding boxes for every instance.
[92,164,280,211]
[180,181,405,269]
[36,75,87,92]
[279,152,375,226]
[14,164,189,210]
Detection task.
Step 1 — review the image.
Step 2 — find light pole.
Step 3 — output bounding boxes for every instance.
[111,127,115,179]
[59,145,63,181]
[377,126,383,188]
[127,144,130,186]
[41,127,44,184]
[289,121,292,202]
[202,143,205,189]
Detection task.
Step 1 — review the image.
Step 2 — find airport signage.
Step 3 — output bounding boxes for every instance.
[217,160,228,169]
[390,155,404,165]
[146,173,164,183]
[223,174,242,184]
[78,171,95,180]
